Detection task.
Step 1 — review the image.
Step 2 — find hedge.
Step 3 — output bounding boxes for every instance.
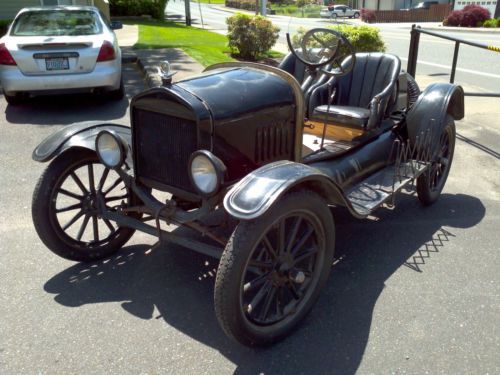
[109,0,167,20]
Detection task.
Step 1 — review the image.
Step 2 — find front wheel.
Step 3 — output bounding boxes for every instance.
[416,116,456,206]
[214,190,335,346]
[32,148,139,262]
[354,12,360,18]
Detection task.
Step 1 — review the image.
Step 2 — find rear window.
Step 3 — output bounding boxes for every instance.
[11,10,103,36]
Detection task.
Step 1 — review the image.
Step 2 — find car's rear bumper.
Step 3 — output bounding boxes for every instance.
[0,60,121,95]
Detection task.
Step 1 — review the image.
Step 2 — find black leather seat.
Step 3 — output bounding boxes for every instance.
[309,53,401,130]
[278,51,334,113]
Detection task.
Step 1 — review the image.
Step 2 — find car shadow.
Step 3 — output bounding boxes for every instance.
[43,192,485,374]
[3,63,143,126]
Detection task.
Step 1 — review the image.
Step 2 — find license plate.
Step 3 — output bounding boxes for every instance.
[45,58,69,71]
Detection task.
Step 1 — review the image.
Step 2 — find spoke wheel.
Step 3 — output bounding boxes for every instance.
[32,149,139,262]
[214,190,335,346]
[416,116,456,206]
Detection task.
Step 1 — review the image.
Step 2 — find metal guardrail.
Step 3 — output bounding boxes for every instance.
[407,25,500,97]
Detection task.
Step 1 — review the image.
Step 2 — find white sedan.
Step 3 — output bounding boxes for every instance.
[0,6,123,105]
[320,5,361,19]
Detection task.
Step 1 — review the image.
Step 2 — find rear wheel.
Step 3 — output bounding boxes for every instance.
[108,77,125,100]
[354,12,360,18]
[3,90,26,106]
[416,117,456,206]
[214,190,335,346]
[32,148,138,262]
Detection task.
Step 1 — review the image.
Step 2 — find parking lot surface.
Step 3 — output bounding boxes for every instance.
[0,61,499,374]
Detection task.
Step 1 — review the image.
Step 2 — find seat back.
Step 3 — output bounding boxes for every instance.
[279,51,335,116]
[308,53,401,127]
[278,52,307,83]
[336,53,400,110]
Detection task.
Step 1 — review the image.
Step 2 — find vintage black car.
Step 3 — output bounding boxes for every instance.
[31,29,464,346]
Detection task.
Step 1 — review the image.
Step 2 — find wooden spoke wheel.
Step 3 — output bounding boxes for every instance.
[32,149,139,262]
[214,190,335,346]
[417,116,456,206]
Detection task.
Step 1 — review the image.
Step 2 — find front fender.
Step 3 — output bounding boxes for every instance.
[223,160,364,220]
[32,121,131,162]
[406,82,464,143]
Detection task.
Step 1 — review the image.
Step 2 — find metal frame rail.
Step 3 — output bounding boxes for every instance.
[407,24,500,97]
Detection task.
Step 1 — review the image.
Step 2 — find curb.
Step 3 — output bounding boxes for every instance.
[135,53,162,88]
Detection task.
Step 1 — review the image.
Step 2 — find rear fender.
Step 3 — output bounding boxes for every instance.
[32,121,131,162]
[223,161,365,220]
[406,82,464,144]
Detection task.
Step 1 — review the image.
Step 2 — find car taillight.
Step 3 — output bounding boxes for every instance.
[0,43,16,65]
[97,41,116,62]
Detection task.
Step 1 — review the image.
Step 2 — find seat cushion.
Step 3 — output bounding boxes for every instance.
[311,105,370,128]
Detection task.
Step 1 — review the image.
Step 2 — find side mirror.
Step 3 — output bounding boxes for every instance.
[110,21,123,30]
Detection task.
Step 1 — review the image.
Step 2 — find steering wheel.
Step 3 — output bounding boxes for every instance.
[286,28,356,77]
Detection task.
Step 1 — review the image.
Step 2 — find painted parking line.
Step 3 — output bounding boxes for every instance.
[400,57,500,79]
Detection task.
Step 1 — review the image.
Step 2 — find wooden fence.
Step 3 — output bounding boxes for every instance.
[370,4,452,23]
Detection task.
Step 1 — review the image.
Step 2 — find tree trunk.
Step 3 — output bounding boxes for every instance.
[494,1,500,18]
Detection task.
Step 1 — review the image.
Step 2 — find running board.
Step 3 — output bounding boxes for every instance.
[347,160,429,216]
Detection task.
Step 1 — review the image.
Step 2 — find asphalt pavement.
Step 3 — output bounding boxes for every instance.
[0,16,499,375]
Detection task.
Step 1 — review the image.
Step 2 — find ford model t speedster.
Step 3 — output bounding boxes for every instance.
[31,28,464,346]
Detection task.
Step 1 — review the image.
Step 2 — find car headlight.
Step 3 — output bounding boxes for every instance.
[189,150,226,196]
[95,130,126,169]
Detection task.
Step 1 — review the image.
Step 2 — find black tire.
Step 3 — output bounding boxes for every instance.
[354,12,360,18]
[32,148,138,262]
[108,77,125,100]
[416,116,456,206]
[3,90,25,106]
[214,190,335,346]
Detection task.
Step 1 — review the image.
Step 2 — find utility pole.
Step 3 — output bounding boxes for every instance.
[495,1,500,18]
[185,0,192,26]
[261,0,267,16]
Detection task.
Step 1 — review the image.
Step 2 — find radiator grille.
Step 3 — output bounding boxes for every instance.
[133,109,197,192]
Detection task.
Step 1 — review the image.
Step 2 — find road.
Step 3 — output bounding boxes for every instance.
[1,34,499,375]
[166,0,500,94]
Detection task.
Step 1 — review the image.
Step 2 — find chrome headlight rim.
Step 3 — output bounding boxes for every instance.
[95,130,126,170]
[188,150,226,197]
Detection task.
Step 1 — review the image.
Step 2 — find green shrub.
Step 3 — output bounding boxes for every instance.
[292,25,386,53]
[110,0,167,20]
[337,25,386,52]
[482,18,499,27]
[0,20,11,37]
[225,0,257,11]
[226,13,280,60]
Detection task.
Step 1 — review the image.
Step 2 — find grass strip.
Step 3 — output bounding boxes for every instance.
[134,20,235,67]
